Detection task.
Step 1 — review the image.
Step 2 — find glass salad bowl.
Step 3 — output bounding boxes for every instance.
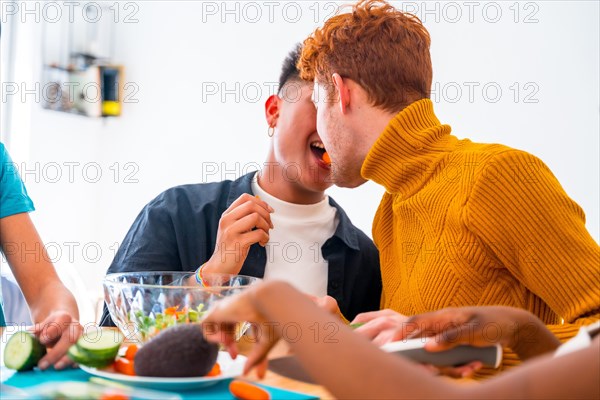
[103,272,261,343]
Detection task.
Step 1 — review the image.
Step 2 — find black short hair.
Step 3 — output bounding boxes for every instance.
[278,44,303,94]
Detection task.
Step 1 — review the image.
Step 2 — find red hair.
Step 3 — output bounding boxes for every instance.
[298,0,432,113]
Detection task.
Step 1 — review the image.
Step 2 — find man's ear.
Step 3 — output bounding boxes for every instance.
[332,73,350,114]
[265,94,281,127]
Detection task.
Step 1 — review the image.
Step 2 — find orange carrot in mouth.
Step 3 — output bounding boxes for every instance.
[322,151,331,164]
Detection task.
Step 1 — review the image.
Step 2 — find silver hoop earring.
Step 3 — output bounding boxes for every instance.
[268,126,275,137]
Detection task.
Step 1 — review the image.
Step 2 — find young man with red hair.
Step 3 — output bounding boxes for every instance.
[298,0,599,374]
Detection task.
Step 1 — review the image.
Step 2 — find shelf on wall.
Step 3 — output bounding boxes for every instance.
[41,3,123,118]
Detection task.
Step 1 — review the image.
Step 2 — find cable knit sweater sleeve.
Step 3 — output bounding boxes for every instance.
[465,150,600,340]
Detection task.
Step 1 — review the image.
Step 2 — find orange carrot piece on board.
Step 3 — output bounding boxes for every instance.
[229,380,271,400]
[205,362,221,377]
[114,358,136,376]
[124,344,138,360]
[100,392,130,400]
[99,392,129,400]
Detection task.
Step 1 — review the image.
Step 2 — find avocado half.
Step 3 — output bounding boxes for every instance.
[134,324,219,377]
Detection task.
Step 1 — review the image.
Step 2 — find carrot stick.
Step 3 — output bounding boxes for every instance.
[229,380,271,400]
[205,362,221,377]
[124,344,138,361]
[164,306,179,315]
[114,358,135,376]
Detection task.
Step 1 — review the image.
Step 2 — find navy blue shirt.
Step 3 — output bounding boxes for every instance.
[100,172,381,324]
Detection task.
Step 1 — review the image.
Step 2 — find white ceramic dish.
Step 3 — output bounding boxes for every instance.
[80,352,245,391]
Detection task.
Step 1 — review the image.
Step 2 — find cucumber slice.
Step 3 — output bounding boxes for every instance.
[54,382,98,399]
[68,345,115,368]
[3,331,47,371]
[76,328,124,361]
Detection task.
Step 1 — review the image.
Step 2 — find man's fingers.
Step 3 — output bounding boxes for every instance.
[224,195,274,225]
[393,323,422,341]
[235,213,272,234]
[244,350,267,376]
[406,309,472,339]
[314,296,340,315]
[254,358,269,379]
[372,331,397,347]
[202,323,238,359]
[33,313,82,370]
[424,337,454,352]
[424,323,482,351]
[225,342,239,360]
[418,363,441,375]
[354,318,398,341]
[38,329,76,370]
[240,229,270,249]
[224,193,271,213]
[417,361,483,379]
[52,354,75,370]
[436,361,483,379]
[219,230,270,255]
[36,322,62,346]
[244,340,277,376]
[213,217,270,262]
[203,329,231,344]
[459,361,483,378]
[35,314,78,346]
[227,201,274,229]
[424,329,466,352]
[351,311,380,324]
[224,193,255,212]
[436,366,464,379]
[351,309,398,324]
[203,320,239,340]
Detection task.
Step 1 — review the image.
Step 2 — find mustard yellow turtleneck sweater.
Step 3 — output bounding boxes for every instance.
[361,99,600,374]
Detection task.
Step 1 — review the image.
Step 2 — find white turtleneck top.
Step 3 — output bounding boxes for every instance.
[251,178,338,297]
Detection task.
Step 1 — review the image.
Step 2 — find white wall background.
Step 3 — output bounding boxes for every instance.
[2,1,599,323]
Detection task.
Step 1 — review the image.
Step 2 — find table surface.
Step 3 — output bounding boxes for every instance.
[0,327,333,399]
[238,336,334,399]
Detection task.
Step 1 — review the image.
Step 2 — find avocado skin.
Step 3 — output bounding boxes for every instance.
[134,324,219,377]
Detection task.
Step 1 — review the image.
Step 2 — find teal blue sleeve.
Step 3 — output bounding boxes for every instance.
[0,143,35,219]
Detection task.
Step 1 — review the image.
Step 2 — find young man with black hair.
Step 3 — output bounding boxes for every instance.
[100,45,381,325]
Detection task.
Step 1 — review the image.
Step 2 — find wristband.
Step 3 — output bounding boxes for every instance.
[195,263,209,287]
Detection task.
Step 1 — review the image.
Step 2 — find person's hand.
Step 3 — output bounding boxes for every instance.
[352,309,481,378]
[308,294,342,316]
[202,282,282,377]
[204,194,274,275]
[351,309,410,346]
[399,306,559,361]
[32,310,83,370]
